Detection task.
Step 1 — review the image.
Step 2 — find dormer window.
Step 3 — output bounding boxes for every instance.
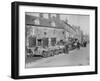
[51,21,56,27]
[34,18,40,25]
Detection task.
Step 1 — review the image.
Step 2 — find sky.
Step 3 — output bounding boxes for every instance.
[60,14,90,35]
[26,12,90,35]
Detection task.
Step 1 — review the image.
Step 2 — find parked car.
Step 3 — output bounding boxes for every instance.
[81,40,87,47]
[26,47,33,57]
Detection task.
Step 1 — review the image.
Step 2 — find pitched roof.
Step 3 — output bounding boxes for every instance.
[25,15,37,25]
[25,15,76,35]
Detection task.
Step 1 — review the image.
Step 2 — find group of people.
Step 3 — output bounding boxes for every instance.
[64,38,88,54]
[26,37,88,57]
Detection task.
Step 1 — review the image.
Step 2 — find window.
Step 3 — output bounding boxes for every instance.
[51,38,56,46]
[34,18,40,25]
[51,21,56,27]
[28,36,36,47]
[43,38,49,48]
[37,39,42,46]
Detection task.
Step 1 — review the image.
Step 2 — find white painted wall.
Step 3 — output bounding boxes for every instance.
[0,0,99,81]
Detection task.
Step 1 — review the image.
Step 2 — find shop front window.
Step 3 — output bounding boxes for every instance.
[51,38,56,46]
[28,36,36,48]
[37,39,42,46]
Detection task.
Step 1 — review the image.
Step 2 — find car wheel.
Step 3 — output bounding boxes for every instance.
[42,51,47,58]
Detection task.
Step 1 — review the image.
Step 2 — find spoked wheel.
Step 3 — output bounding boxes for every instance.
[50,50,54,56]
[42,51,47,58]
[54,50,58,55]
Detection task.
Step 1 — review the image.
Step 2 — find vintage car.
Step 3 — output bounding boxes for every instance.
[26,47,34,57]
[81,40,87,47]
[32,45,65,57]
[34,46,48,57]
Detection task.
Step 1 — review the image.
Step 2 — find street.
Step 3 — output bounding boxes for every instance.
[26,44,89,68]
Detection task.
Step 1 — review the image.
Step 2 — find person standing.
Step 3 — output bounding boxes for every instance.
[64,42,69,54]
[77,40,80,49]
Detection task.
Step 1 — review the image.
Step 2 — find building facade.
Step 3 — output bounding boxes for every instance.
[25,13,83,48]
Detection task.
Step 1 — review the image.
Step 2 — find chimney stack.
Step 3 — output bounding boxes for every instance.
[40,13,43,18]
[48,13,52,20]
[56,14,60,20]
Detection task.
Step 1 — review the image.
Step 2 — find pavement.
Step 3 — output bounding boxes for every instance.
[25,44,89,68]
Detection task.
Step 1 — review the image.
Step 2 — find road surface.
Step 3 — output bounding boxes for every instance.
[26,44,89,68]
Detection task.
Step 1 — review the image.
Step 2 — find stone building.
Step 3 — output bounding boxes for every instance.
[25,13,83,48]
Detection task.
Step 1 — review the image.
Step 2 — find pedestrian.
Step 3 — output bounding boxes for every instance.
[77,41,80,49]
[84,41,87,47]
[64,43,69,54]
